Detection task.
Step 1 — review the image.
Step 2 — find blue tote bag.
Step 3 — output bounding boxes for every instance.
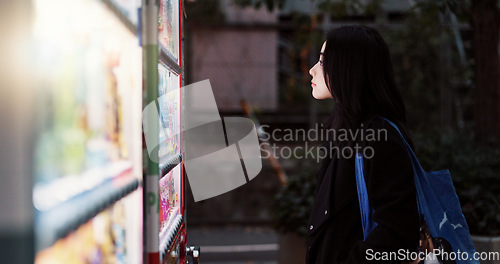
[355,118,478,264]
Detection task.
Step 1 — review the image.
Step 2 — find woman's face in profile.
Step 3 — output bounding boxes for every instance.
[309,41,332,100]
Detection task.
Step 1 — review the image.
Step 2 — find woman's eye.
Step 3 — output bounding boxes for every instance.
[319,60,323,66]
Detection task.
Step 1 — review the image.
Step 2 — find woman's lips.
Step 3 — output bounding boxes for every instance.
[311,82,316,87]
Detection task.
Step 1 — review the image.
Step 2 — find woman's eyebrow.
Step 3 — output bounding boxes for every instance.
[320,52,324,56]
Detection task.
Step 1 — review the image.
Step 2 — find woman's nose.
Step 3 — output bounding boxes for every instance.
[309,65,314,76]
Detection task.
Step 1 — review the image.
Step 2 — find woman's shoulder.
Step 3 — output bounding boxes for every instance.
[361,116,402,140]
[357,116,412,156]
[362,115,392,128]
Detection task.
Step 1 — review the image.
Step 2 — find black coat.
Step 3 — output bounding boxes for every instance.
[306,117,420,264]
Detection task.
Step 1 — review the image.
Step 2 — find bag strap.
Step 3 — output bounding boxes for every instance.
[355,151,377,241]
[377,117,426,173]
[377,117,424,215]
[354,117,424,241]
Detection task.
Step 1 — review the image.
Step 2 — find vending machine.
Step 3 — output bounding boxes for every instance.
[31,0,144,263]
[141,0,199,263]
[1,0,199,263]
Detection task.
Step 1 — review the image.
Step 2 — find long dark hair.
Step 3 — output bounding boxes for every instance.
[322,25,414,149]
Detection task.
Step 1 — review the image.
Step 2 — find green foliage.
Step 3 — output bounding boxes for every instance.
[232,0,285,12]
[271,158,317,237]
[363,0,384,17]
[317,0,365,19]
[381,3,444,131]
[278,13,324,113]
[379,0,474,132]
[185,0,226,25]
[414,130,500,236]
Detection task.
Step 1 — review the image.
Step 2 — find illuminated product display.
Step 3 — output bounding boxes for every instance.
[32,0,142,182]
[158,170,185,264]
[27,0,187,262]
[158,0,180,62]
[159,166,181,233]
[32,0,143,263]
[158,64,181,160]
[155,0,186,263]
[35,200,128,264]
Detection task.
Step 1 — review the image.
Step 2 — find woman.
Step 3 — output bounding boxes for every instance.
[306,25,420,263]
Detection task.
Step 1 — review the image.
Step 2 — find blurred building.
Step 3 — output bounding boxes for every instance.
[187,0,279,112]
[185,0,415,114]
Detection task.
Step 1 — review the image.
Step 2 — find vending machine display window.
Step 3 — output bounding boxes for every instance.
[158,64,181,161]
[158,0,180,62]
[32,0,143,262]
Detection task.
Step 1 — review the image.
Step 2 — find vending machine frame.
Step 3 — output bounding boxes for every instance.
[142,0,188,263]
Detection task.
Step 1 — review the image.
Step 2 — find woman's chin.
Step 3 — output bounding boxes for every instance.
[312,92,332,100]
[312,90,320,99]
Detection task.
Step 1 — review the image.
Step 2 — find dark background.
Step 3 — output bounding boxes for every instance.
[183,0,500,263]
